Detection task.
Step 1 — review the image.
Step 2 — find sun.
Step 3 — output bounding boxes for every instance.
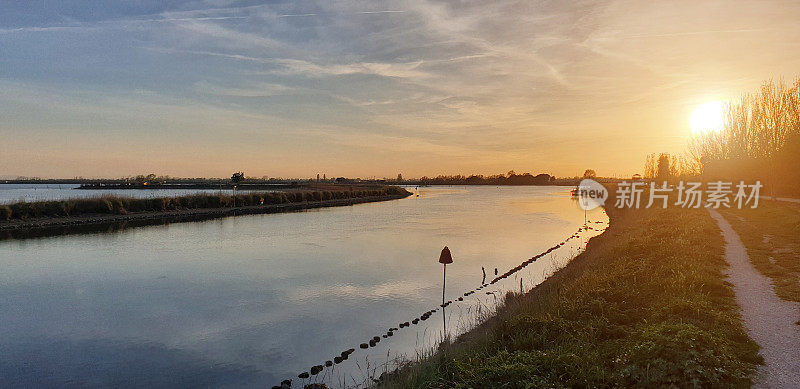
[690,101,724,135]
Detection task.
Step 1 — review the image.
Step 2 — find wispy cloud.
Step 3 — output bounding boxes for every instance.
[278,14,317,18]
[193,80,294,97]
[141,47,273,63]
[272,59,428,79]
[356,11,404,14]
[0,26,95,34]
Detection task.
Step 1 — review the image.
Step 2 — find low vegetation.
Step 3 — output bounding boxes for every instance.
[721,200,800,305]
[0,186,409,221]
[379,205,760,388]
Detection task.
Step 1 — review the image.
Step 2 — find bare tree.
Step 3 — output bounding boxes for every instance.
[684,78,800,193]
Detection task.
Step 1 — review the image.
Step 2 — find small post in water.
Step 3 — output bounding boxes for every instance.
[439,246,453,335]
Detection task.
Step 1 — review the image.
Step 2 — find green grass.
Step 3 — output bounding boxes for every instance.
[379,205,760,388]
[721,201,800,305]
[0,186,410,221]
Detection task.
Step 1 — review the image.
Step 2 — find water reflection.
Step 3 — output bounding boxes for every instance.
[0,186,606,388]
[1,338,262,387]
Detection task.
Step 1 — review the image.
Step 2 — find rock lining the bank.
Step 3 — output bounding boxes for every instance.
[286,220,609,388]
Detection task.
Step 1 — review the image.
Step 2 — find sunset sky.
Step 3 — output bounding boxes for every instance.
[2,0,799,179]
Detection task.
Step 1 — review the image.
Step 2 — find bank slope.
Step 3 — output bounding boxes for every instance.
[380,205,760,388]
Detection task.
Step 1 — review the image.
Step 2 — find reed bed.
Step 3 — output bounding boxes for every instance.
[0,186,409,221]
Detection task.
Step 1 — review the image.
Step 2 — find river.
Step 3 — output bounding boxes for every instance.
[0,186,607,388]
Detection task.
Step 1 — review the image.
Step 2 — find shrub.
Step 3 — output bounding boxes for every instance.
[32,201,69,217]
[9,203,32,219]
[614,323,749,387]
[0,205,11,220]
[123,198,151,213]
[111,199,127,215]
[71,199,113,215]
[151,198,168,212]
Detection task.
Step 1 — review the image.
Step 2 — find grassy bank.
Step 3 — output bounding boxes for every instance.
[721,201,800,305]
[380,205,760,387]
[0,185,409,221]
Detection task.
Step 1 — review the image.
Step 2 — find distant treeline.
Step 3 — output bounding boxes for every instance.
[0,186,409,221]
[404,172,558,186]
[5,173,614,187]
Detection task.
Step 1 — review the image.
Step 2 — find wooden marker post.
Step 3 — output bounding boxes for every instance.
[439,246,453,335]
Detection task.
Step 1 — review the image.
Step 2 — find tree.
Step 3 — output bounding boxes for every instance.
[583,169,597,179]
[533,173,551,184]
[656,154,671,182]
[644,152,681,181]
[397,173,403,183]
[644,154,656,179]
[231,171,245,183]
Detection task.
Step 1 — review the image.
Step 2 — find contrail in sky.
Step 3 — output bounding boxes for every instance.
[627,28,767,38]
[279,11,404,17]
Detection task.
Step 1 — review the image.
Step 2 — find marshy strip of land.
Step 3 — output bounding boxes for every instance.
[379,203,761,387]
[0,185,411,240]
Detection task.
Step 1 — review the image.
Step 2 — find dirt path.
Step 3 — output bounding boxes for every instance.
[708,209,800,388]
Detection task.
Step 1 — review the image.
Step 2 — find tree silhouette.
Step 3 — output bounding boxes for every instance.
[231,172,245,183]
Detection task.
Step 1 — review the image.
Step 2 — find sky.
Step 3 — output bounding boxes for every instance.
[1,0,800,179]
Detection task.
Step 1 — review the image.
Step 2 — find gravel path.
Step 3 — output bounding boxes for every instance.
[708,209,800,388]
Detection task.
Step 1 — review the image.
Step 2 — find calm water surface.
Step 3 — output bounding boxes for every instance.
[0,186,606,388]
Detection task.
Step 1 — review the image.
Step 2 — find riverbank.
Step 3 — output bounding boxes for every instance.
[378,204,761,387]
[0,186,411,240]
